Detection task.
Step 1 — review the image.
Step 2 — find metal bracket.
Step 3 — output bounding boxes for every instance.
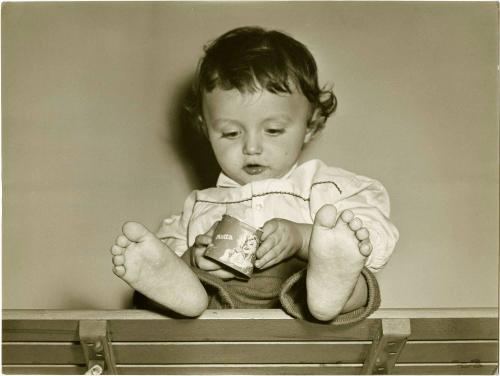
[79,320,117,375]
[361,318,411,374]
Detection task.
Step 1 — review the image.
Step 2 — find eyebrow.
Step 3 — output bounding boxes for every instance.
[212,118,243,128]
[261,114,293,123]
[212,114,293,128]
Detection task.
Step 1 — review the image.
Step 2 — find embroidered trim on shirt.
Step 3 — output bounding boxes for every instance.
[195,181,341,205]
[196,197,253,205]
[196,191,307,205]
[311,181,342,194]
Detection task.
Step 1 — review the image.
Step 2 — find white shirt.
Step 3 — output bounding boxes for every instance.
[156,159,399,273]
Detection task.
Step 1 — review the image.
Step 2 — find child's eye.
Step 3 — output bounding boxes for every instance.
[221,131,240,139]
[266,128,285,136]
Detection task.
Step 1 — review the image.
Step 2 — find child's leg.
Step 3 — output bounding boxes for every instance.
[306,205,372,321]
[110,222,208,317]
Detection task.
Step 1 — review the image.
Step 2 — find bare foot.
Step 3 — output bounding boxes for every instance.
[111,222,208,317]
[306,205,372,321]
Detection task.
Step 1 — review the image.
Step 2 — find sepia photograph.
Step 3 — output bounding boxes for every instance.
[2,1,498,374]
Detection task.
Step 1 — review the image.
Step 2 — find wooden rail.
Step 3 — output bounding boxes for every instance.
[2,308,498,375]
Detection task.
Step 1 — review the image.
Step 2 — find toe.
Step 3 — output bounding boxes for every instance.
[359,239,373,257]
[113,255,125,266]
[314,205,338,229]
[113,265,126,277]
[116,235,130,248]
[348,217,362,231]
[110,245,124,256]
[340,210,354,223]
[355,227,370,241]
[122,221,152,242]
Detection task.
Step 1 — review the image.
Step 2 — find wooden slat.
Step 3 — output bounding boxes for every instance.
[2,364,363,375]
[399,341,499,363]
[2,365,86,375]
[408,317,498,340]
[116,364,364,375]
[112,341,370,364]
[2,319,376,342]
[2,343,84,365]
[108,318,376,341]
[2,320,79,342]
[0,321,372,343]
[3,308,497,341]
[3,308,497,320]
[394,362,498,375]
[371,308,498,319]
[2,341,369,365]
[3,363,498,376]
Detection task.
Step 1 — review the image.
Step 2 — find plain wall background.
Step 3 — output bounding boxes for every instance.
[2,2,498,310]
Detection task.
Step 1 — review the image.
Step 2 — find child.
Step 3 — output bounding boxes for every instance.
[110,26,399,323]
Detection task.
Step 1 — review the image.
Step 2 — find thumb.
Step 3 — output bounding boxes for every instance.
[206,221,220,237]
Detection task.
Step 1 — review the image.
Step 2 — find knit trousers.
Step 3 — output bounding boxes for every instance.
[193,257,380,325]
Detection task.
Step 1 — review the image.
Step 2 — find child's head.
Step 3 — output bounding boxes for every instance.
[187,26,337,185]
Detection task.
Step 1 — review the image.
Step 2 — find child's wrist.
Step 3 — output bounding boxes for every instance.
[295,223,313,259]
[189,247,197,267]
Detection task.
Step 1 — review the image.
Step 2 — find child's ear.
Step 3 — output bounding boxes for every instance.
[304,108,324,144]
[196,115,209,138]
[304,125,315,144]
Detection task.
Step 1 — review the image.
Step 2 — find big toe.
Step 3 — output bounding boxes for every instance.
[122,221,153,242]
[314,204,338,229]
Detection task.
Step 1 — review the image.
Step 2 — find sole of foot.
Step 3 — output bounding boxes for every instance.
[111,221,208,317]
[306,205,372,321]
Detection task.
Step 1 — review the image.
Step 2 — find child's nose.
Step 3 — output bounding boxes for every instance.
[243,133,263,155]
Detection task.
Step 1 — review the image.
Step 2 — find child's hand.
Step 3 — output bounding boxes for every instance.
[254,218,304,269]
[191,222,238,280]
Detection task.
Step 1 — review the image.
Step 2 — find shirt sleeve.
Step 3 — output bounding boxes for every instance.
[155,190,197,257]
[309,167,399,273]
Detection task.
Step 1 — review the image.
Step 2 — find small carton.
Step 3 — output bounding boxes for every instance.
[204,215,262,279]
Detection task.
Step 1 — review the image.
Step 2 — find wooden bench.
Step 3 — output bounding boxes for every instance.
[2,308,498,375]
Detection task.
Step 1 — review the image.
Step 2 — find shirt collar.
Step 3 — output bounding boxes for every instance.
[216,163,299,188]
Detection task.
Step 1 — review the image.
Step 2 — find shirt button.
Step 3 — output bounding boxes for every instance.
[255,203,264,210]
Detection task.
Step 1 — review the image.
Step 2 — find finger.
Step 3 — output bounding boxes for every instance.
[197,256,223,271]
[359,239,373,257]
[348,217,363,231]
[256,236,277,259]
[206,221,220,237]
[255,250,283,270]
[191,246,213,269]
[209,269,238,280]
[255,257,277,270]
[355,227,370,241]
[260,220,278,241]
[195,233,213,247]
[255,245,281,269]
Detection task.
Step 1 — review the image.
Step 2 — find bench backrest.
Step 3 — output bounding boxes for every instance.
[2,308,498,375]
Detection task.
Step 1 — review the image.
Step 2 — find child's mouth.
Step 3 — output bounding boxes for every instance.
[243,164,266,175]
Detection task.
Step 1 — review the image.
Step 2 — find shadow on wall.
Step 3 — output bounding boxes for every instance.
[166,74,220,190]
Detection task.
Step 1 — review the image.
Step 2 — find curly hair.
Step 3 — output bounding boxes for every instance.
[185,26,337,136]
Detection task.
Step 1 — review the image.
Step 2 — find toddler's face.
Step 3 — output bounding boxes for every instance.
[202,87,314,185]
